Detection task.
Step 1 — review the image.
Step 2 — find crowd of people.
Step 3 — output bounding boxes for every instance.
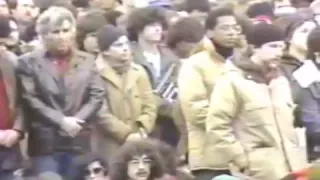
[2,0,320,179]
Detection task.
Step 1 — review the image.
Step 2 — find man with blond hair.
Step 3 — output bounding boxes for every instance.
[17,6,105,179]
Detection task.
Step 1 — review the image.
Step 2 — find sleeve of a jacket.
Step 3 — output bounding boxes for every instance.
[75,66,105,121]
[96,101,132,142]
[136,67,157,133]
[17,57,64,127]
[205,76,245,162]
[178,63,208,128]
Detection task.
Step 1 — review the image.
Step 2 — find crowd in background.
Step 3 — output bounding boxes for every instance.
[2,0,320,179]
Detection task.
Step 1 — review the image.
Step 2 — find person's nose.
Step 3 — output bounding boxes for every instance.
[138,162,146,169]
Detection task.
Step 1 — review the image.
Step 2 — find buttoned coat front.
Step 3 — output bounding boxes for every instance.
[93,57,157,161]
[17,48,105,156]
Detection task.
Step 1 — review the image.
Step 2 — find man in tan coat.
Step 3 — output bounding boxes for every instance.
[205,23,307,180]
[94,25,157,161]
[178,8,241,180]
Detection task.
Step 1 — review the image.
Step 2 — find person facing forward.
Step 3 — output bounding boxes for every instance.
[205,23,307,180]
[108,140,165,180]
[16,6,105,179]
[94,24,157,162]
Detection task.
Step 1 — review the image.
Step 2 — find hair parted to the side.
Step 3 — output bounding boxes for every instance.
[126,7,167,42]
[166,17,205,49]
[36,6,76,36]
[108,139,165,180]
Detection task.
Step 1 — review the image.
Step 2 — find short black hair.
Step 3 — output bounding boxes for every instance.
[205,7,235,30]
[184,0,210,13]
[74,153,108,180]
[307,27,320,60]
[166,17,205,48]
[126,7,167,42]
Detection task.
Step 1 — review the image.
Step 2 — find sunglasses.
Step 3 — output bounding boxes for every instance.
[84,167,104,176]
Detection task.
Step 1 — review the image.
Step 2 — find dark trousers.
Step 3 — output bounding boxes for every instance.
[0,145,22,180]
[192,170,231,180]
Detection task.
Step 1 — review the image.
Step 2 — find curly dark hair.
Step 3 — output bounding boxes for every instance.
[126,7,167,42]
[108,140,165,180]
[145,139,178,176]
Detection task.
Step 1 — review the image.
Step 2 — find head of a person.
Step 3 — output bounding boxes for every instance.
[108,140,165,180]
[275,14,318,57]
[0,15,13,51]
[0,0,9,16]
[76,8,107,53]
[205,7,241,48]
[12,0,39,23]
[184,0,210,23]
[97,24,131,62]
[146,139,178,176]
[307,27,320,63]
[75,154,108,180]
[36,6,76,56]
[246,2,274,22]
[127,7,167,43]
[247,23,286,70]
[166,16,205,58]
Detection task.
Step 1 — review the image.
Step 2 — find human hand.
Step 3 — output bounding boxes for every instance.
[2,130,20,148]
[60,117,84,137]
[125,133,143,142]
[0,130,7,146]
[233,154,249,171]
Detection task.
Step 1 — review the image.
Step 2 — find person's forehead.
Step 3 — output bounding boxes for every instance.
[112,36,128,44]
[88,161,103,168]
[216,15,237,25]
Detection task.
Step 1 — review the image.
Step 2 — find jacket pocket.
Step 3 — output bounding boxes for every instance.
[244,102,272,126]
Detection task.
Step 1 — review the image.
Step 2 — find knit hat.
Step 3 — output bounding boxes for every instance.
[148,0,172,8]
[0,15,11,38]
[96,24,126,52]
[247,23,286,48]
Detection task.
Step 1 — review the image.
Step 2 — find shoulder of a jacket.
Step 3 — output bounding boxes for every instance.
[75,50,95,61]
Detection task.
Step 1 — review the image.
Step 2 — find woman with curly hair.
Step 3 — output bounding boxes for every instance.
[108,140,165,180]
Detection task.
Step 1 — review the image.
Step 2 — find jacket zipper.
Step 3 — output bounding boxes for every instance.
[268,87,292,171]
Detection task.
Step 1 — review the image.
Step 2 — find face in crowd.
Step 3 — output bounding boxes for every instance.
[207,14,241,48]
[84,160,106,180]
[140,22,163,43]
[252,40,286,71]
[127,154,152,180]
[102,35,132,62]
[0,0,9,17]
[290,20,318,54]
[13,0,39,23]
